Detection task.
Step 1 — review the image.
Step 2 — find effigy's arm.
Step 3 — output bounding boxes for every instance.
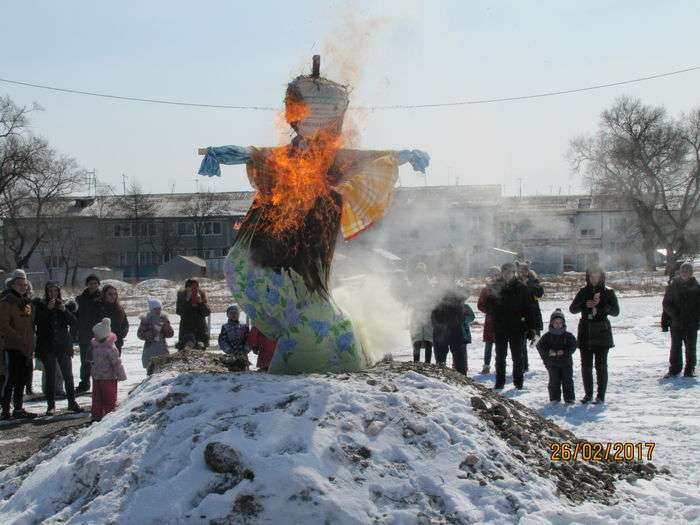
[331,149,430,240]
[197,145,253,177]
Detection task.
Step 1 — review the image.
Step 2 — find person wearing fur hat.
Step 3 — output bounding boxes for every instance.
[662,261,699,378]
[90,318,126,422]
[175,278,211,350]
[218,305,250,365]
[518,261,545,373]
[33,281,83,415]
[477,266,501,374]
[0,269,37,419]
[569,267,620,404]
[75,273,102,393]
[138,298,174,371]
[536,309,577,403]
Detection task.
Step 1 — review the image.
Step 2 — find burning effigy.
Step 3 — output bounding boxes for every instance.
[198,57,429,374]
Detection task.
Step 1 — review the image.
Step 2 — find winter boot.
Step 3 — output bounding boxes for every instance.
[683,370,696,378]
[592,397,605,405]
[580,396,592,404]
[1,404,11,420]
[481,365,490,375]
[13,408,38,419]
[663,372,678,379]
[76,382,90,394]
[45,406,55,416]
[68,401,84,413]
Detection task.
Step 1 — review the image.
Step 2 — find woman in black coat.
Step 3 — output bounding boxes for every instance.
[34,282,83,415]
[569,268,620,404]
[97,284,130,355]
[175,278,211,349]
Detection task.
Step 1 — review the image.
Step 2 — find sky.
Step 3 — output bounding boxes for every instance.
[1,0,699,197]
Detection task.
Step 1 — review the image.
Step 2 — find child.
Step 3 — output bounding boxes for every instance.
[218,305,250,354]
[536,309,577,404]
[138,298,174,372]
[91,318,127,422]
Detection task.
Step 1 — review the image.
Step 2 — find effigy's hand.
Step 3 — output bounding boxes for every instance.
[397,149,430,173]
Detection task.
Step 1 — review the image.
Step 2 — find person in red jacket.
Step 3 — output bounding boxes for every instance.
[477,267,500,375]
[248,326,277,371]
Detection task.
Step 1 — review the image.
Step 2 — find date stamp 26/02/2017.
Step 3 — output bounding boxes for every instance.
[550,442,655,462]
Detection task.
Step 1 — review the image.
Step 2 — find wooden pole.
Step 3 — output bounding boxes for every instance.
[312,55,320,78]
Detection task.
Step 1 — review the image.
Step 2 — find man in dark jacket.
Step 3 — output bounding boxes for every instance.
[518,261,544,372]
[662,261,699,378]
[536,309,577,403]
[75,274,102,393]
[487,262,537,390]
[176,278,211,349]
[569,267,620,404]
[34,282,83,415]
[0,270,37,419]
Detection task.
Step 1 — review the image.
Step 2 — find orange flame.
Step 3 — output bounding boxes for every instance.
[253,101,344,236]
[285,98,309,124]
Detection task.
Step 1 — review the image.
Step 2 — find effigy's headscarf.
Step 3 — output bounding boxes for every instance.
[285,75,350,139]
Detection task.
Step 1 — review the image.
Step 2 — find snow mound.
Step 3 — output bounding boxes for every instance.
[0,362,663,524]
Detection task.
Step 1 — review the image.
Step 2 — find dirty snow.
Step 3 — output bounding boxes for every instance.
[0,296,698,524]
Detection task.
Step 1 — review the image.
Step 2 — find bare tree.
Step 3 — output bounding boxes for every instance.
[116,182,157,280]
[0,96,46,196]
[569,97,700,273]
[147,219,181,265]
[180,189,227,258]
[1,151,82,269]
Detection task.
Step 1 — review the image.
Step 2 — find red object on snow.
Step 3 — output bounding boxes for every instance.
[477,287,495,343]
[249,327,277,370]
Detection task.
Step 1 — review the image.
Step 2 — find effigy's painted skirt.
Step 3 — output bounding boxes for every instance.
[224,245,370,374]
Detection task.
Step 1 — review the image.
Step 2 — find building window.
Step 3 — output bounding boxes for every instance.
[201,221,223,236]
[578,198,591,209]
[178,222,195,236]
[580,228,596,237]
[114,223,132,237]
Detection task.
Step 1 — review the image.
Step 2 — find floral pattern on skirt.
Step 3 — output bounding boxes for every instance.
[224,245,369,374]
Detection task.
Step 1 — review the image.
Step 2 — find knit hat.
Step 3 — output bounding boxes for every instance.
[85,273,101,286]
[550,309,566,325]
[148,298,162,311]
[226,304,240,315]
[680,261,694,273]
[93,317,112,339]
[8,269,27,284]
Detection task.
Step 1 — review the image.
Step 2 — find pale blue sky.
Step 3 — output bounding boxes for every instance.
[1,0,699,196]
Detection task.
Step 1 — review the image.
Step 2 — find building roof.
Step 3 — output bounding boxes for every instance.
[14,191,256,220]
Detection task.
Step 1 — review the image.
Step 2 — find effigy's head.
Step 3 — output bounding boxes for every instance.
[285,75,349,141]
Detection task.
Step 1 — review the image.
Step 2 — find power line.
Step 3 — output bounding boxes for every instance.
[0,65,698,111]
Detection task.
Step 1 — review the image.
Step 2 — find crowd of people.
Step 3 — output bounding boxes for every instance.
[1,260,695,421]
[0,271,280,423]
[408,258,699,405]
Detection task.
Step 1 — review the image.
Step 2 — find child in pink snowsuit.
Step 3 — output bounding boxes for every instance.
[91,318,127,422]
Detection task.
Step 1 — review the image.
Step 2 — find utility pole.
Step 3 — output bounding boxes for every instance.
[122,174,128,195]
[517,178,523,199]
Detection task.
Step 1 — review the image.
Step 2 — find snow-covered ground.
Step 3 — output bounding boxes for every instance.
[3,296,699,523]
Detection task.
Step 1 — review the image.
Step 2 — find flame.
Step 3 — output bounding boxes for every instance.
[233,221,241,231]
[285,97,308,124]
[254,103,344,235]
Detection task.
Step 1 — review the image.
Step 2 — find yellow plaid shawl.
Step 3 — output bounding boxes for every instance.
[336,155,399,240]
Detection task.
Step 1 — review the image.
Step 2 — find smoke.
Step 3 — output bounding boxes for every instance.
[331,247,410,363]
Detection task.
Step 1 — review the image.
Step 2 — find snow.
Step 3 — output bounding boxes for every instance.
[1,296,698,524]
